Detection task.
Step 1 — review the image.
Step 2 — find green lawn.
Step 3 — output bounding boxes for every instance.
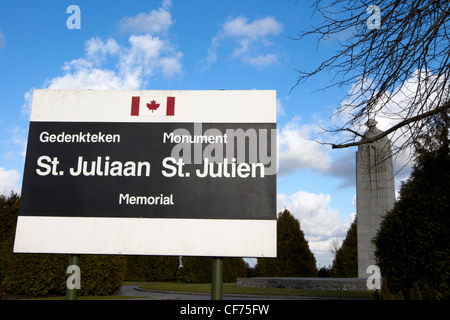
[28,281,374,300]
[136,282,373,299]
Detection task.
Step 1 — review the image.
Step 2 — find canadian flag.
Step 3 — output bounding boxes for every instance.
[131,96,175,116]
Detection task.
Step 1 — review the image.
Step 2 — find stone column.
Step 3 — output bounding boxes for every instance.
[356,119,395,278]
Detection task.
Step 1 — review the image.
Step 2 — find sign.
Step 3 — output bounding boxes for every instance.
[14,89,277,257]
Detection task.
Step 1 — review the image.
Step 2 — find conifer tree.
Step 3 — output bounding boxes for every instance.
[374,115,450,299]
[125,255,179,281]
[255,209,317,277]
[330,217,357,277]
[177,256,246,283]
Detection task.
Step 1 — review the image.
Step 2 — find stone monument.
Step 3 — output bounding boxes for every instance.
[356,119,395,278]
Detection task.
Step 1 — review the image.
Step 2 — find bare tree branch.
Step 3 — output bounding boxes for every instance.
[293,0,450,151]
[332,101,450,149]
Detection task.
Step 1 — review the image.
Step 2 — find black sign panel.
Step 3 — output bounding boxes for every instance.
[20,121,276,220]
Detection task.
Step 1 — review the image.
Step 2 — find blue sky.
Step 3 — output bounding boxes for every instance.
[0,0,411,267]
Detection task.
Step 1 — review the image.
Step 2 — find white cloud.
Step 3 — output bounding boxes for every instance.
[222,16,282,39]
[21,88,35,118]
[206,37,220,67]
[277,191,355,267]
[276,117,358,188]
[18,2,181,121]
[118,1,173,35]
[119,34,182,79]
[157,55,183,77]
[271,113,362,190]
[4,126,27,159]
[244,53,279,68]
[275,116,360,189]
[161,0,172,10]
[276,99,285,116]
[45,33,181,92]
[85,37,120,60]
[278,117,331,175]
[47,67,127,90]
[0,167,20,195]
[326,151,356,188]
[46,37,129,90]
[278,191,342,237]
[40,0,181,93]
[205,16,283,69]
[0,28,5,48]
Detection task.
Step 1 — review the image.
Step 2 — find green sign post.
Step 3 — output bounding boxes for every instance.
[211,257,223,300]
[65,254,80,300]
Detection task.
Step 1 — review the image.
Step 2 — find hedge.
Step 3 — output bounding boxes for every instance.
[1,193,126,296]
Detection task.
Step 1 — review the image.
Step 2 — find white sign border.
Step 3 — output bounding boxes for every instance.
[14,216,277,257]
[30,89,276,123]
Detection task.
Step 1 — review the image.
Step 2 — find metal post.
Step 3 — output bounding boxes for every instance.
[65,254,80,300]
[211,257,223,300]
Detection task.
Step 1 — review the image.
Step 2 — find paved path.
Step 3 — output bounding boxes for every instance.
[116,285,345,300]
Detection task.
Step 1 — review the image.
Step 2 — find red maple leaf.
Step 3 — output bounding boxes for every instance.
[146,100,160,112]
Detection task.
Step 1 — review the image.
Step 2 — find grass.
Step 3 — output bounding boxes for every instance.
[31,295,136,300]
[137,282,373,299]
[20,281,374,300]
